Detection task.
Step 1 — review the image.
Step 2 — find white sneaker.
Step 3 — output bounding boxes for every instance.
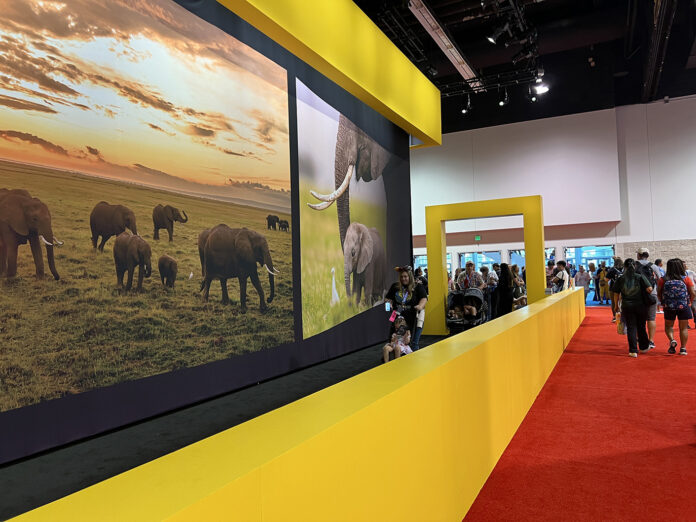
[629,353,638,358]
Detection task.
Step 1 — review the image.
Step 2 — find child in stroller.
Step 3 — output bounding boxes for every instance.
[447,287,487,334]
[383,315,412,363]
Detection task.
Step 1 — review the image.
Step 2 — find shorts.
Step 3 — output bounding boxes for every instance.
[647,302,657,321]
[664,308,694,321]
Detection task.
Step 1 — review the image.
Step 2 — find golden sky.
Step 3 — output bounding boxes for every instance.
[0,0,290,193]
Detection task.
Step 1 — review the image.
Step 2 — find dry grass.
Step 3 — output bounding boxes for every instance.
[0,161,293,411]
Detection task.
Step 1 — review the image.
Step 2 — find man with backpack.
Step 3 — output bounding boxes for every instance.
[605,258,623,322]
[657,259,696,355]
[636,248,662,349]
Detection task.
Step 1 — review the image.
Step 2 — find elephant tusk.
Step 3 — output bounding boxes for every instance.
[52,237,64,247]
[264,264,277,276]
[307,200,334,210]
[39,235,53,247]
[309,164,354,205]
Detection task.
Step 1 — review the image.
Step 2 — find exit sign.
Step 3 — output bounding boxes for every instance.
[474,235,481,241]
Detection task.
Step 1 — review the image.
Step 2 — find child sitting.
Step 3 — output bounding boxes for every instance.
[383,315,412,363]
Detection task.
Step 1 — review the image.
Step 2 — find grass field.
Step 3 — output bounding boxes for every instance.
[299,181,387,338]
[0,161,293,412]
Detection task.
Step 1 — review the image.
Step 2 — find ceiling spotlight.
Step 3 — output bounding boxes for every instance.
[461,94,472,114]
[528,85,537,102]
[534,83,549,95]
[498,88,509,107]
[487,22,510,45]
[511,44,537,65]
[535,77,542,83]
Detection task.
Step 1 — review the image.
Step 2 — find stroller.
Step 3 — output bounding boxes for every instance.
[446,287,488,334]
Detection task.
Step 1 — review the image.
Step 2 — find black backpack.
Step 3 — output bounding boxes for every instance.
[637,262,657,288]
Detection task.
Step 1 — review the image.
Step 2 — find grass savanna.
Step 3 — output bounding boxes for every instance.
[299,180,388,338]
[0,161,293,412]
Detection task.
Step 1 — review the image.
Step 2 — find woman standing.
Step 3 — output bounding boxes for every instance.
[657,259,695,355]
[495,263,515,317]
[385,266,428,351]
[612,258,654,357]
[574,265,592,298]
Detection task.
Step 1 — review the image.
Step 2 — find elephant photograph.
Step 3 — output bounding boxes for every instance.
[296,79,399,338]
[152,204,188,241]
[90,202,138,252]
[0,191,63,280]
[113,232,152,292]
[266,214,280,230]
[343,223,387,306]
[199,225,278,312]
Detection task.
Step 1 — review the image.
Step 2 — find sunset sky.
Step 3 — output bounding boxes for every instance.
[0,0,291,194]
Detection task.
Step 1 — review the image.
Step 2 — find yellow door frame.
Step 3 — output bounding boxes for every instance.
[423,195,546,335]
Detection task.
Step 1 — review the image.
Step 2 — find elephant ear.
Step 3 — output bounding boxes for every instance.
[0,200,29,236]
[165,206,174,220]
[356,225,373,274]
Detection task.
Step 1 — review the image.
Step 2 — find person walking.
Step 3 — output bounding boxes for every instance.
[657,259,695,355]
[574,265,592,299]
[636,248,661,349]
[605,258,623,322]
[612,258,654,357]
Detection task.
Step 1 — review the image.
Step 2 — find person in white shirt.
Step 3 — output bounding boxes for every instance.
[574,265,591,298]
[552,260,570,292]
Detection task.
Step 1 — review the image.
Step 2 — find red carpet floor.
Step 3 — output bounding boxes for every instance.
[465,306,696,521]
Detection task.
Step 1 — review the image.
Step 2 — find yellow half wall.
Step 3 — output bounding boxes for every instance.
[15,288,586,521]
[217,0,442,147]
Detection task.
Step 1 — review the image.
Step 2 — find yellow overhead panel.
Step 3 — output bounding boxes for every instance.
[217,0,442,147]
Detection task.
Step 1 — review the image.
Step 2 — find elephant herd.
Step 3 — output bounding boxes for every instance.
[266,214,289,232]
[1,189,284,312]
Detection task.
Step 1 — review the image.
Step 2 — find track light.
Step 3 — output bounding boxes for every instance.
[534,83,549,95]
[528,85,537,102]
[487,22,510,45]
[461,94,472,114]
[511,44,537,65]
[498,88,509,107]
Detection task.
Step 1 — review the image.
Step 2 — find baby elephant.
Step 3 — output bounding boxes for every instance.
[158,254,178,288]
[113,232,151,292]
[278,219,289,232]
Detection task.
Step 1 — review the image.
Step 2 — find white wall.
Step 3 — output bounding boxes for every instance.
[411,94,696,257]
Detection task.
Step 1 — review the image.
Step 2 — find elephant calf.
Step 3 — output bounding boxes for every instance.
[158,254,178,288]
[278,219,289,232]
[113,232,151,292]
[153,204,188,242]
[343,222,387,306]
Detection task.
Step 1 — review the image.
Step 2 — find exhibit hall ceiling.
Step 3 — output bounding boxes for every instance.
[355,0,696,132]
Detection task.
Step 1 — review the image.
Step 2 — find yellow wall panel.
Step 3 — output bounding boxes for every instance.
[217,0,442,147]
[15,289,585,521]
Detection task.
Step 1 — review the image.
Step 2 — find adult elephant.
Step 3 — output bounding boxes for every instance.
[343,222,387,306]
[0,193,62,279]
[197,227,211,278]
[0,188,32,200]
[113,232,152,292]
[90,201,137,252]
[307,114,401,292]
[266,214,279,230]
[152,204,188,241]
[200,224,278,312]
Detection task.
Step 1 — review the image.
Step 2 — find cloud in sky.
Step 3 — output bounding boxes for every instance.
[0,0,291,193]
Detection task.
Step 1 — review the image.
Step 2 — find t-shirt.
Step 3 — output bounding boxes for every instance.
[574,271,591,288]
[385,282,428,330]
[553,270,569,291]
[613,273,651,307]
[457,270,484,289]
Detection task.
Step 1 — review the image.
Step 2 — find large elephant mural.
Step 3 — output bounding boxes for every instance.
[307,114,398,297]
[0,192,63,280]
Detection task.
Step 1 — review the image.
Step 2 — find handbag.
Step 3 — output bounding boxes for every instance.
[640,277,657,306]
[616,312,625,335]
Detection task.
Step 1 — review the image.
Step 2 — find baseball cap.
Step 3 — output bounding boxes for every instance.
[636,247,649,256]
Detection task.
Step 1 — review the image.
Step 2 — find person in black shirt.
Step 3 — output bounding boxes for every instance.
[495,263,515,317]
[385,266,428,350]
[612,258,654,357]
[605,257,623,322]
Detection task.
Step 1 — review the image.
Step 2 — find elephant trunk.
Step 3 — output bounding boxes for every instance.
[46,244,59,280]
[344,265,351,298]
[144,261,152,278]
[180,211,188,223]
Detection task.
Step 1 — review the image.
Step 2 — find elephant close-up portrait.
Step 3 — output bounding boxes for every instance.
[0,192,63,280]
[307,114,397,250]
[90,201,138,252]
[158,254,178,288]
[266,214,279,230]
[199,224,279,311]
[152,204,188,242]
[343,222,387,306]
[113,232,152,292]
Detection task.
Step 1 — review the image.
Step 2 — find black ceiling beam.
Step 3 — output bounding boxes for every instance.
[642,0,679,102]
